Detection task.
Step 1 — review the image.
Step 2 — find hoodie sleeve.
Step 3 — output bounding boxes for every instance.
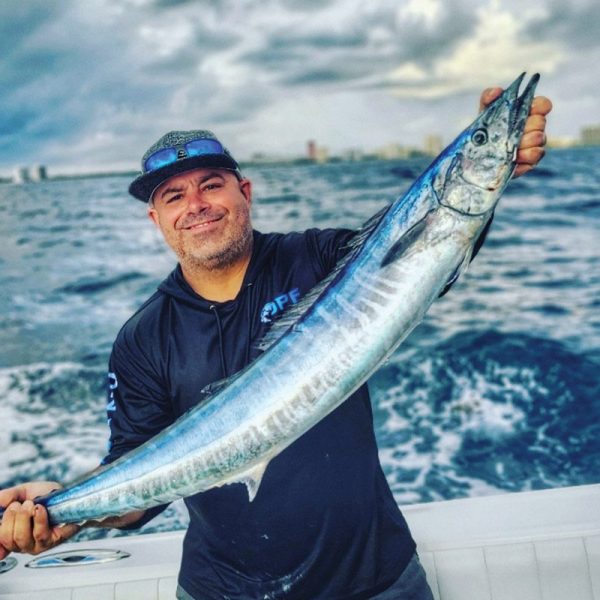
[102,330,175,465]
[99,322,176,528]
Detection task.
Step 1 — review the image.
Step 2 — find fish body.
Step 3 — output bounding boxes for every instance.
[17,73,539,525]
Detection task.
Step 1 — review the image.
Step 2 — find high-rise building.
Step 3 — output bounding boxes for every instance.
[12,167,29,184]
[30,165,48,182]
[11,165,48,183]
[581,126,600,146]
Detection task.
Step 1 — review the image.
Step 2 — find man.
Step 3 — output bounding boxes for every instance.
[0,88,552,599]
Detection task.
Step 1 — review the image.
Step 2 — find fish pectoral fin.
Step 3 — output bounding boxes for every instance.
[381,216,429,267]
[238,461,270,502]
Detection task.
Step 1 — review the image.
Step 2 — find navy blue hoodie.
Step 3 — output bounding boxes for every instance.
[104,228,425,599]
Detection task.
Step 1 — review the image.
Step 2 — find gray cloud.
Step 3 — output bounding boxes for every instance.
[391,4,479,65]
[0,0,598,171]
[151,0,228,10]
[280,0,338,10]
[524,0,599,49]
[238,2,480,90]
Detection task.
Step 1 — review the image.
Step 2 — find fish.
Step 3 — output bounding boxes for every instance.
[1,72,540,526]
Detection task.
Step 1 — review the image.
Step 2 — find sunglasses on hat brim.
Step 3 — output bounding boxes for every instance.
[144,139,230,173]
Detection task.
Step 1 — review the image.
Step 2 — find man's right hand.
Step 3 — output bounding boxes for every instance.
[0,482,81,558]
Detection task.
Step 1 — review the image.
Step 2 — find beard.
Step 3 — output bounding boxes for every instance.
[175,202,254,273]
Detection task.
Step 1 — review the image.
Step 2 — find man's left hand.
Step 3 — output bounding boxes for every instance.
[480,87,553,177]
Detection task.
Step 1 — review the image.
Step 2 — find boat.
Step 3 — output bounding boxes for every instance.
[1,483,598,599]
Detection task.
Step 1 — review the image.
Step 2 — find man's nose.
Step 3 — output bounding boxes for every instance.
[186,189,210,211]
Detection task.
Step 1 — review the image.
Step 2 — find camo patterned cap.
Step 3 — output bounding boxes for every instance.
[128,129,240,203]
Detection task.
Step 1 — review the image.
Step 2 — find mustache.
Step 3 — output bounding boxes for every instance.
[178,210,225,230]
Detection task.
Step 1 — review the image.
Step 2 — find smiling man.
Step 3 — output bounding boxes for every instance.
[0,87,552,600]
[148,167,254,301]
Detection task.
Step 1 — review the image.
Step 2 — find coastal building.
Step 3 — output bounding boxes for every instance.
[306,140,329,163]
[340,149,363,161]
[581,125,600,146]
[375,143,412,160]
[11,165,48,183]
[12,167,29,184]
[547,136,577,149]
[30,165,48,182]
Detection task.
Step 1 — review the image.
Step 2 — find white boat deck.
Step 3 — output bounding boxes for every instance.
[1,484,598,599]
[405,484,600,600]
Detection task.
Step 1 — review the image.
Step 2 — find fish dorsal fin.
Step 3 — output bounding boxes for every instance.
[256,204,392,352]
[237,460,270,501]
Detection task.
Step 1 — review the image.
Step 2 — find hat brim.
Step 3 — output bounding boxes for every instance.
[128,154,239,202]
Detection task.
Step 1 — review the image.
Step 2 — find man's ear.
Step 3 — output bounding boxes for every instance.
[148,206,160,227]
[239,178,252,206]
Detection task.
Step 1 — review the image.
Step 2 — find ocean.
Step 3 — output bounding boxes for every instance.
[1,147,599,541]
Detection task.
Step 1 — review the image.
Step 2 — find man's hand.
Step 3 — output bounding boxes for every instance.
[480,87,553,177]
[0,482,80,558]
[0,481,147,559]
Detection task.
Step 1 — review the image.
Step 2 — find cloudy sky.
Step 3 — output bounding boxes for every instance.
[1,0,598,175]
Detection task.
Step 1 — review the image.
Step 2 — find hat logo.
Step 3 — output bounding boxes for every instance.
[177,148,187,159]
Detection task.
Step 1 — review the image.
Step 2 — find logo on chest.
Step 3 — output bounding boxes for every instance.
[260,287,301,323]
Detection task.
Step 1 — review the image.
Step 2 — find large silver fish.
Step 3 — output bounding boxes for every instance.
[6,73,539,525]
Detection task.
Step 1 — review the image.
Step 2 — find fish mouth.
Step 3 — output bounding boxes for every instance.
[487,72,540,152]
[508,72,540,142]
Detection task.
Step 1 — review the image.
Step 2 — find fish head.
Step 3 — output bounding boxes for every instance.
[434,73,540,216]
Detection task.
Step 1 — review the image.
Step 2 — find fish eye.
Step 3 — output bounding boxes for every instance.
[471,128,488,146]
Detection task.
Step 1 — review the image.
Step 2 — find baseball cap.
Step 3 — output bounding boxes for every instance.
[128,130,240,202]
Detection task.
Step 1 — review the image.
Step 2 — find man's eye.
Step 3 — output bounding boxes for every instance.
[202,182,222,192]
[166,195,182,204]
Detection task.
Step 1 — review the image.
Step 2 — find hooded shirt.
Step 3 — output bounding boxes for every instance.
[103,227,421,599]
[103,223,491,598]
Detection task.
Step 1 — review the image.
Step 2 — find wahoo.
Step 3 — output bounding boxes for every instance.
[6,73,539,525]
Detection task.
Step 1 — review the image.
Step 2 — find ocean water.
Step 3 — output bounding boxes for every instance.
[1,147,599,540]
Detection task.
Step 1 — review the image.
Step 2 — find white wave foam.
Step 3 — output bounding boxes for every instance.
[0,362,108,486]
[375,357,539,504]
[0,361,191,535]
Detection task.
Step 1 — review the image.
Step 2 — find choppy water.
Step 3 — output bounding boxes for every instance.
[1,147,599,540]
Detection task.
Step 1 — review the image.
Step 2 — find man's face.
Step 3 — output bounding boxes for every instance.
[148,168,253,272]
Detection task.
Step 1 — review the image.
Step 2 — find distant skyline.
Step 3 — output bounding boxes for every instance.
[1,0,599,177]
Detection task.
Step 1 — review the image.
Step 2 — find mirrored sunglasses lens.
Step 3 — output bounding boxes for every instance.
[144,148,178,172]
[185,139,224,156]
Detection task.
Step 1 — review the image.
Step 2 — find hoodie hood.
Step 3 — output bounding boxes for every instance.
[155,230,283,377]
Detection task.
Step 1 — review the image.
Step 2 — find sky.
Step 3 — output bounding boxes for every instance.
[1,0,599,175]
